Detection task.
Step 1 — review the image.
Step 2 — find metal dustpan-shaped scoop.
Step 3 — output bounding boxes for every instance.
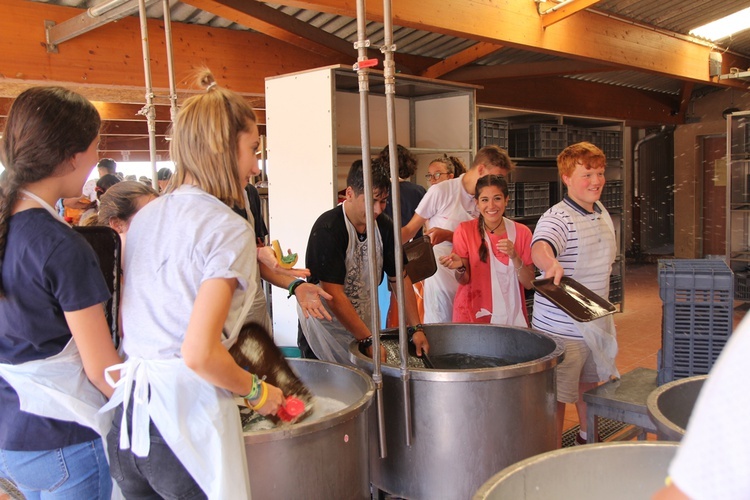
[532,276,616,322]
[229,322,314,425]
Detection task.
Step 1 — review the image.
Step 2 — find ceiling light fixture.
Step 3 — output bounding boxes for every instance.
[689,7,750,41]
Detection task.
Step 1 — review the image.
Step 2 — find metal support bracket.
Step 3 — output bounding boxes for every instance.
[45,0,159,51]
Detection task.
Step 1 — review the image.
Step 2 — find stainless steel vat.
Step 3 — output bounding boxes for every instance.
[647,375,707,441]
[349,323,565,499]
[474,442,679,499]
[243,358,375,499]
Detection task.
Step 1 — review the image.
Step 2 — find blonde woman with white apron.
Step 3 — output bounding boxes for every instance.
[0,87,122,499]
[103,72,285,499]
[440,175,534,326]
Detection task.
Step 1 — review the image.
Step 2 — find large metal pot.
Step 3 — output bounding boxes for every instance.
[243,358,375,499]
[647,374,707,441]
[349,323,565,499]
[474,442,679,499]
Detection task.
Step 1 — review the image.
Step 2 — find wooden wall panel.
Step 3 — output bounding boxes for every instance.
[0,0,335,97]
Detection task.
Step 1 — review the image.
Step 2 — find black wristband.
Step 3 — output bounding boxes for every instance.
[358,336,373,349]
[407,324,424,336]
[287,279,305,298]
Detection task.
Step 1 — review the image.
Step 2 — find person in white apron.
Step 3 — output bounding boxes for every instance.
[531,142,618,447]
[103,72,285,500]
[401,146,515,324]
[0,86,123,498]
[298,159,428,365]
[440,175,534,327]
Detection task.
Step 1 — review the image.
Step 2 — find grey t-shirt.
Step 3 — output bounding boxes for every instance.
[121,185,257,359]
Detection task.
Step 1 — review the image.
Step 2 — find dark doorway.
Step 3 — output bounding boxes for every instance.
[638,131,675,255]
[701,135,727,257]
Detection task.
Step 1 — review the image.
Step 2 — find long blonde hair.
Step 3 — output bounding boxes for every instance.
[168,69,257,209]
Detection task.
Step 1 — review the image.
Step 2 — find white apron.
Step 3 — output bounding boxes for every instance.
[0,189,121,496]
[298,202,383,365]
[0,189,113,436]
[475,218,526,327]
[566,201,619,381]
[101,189,258,500]
[0,339,110,437]
[422,188,476,324]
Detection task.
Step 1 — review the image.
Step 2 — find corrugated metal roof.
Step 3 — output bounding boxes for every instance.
[23,0,750,96]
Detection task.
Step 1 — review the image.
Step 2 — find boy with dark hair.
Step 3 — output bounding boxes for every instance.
[298,159,429,364]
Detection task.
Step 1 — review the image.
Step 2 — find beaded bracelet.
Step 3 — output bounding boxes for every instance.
[358,336,373,349]
[407,324,425,336]
[242,373,262,401]
[287,279,305,298]
[247,382,268,411]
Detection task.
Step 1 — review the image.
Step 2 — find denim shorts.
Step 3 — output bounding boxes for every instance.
[107,403,206,500]
[0,439,112,500]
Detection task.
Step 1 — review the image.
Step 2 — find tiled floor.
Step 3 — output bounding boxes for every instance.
[562,261,746,434]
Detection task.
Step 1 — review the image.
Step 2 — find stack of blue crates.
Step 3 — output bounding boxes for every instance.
[657,259,734,385]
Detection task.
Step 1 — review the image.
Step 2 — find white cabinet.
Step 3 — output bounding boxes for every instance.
[265,65,477,345]
[726,110,750,303]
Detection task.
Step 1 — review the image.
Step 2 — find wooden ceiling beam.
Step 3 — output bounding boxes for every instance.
[446,60,615,82]
[182,0,353,60]
[271,0,750,87]
[0,0,333,96]
[676,81,695,123]
[477,77,683,125]
[181,0,436,74]
[418,42,502,79]
[540,0,602,29]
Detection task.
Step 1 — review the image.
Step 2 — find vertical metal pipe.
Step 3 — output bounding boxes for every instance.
[162,0,178,124]
[137,0,158,190]
[355,0,387,459]
[381,0,412,447]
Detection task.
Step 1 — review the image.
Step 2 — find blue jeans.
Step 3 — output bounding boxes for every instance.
[0,439,112,499]
[107,403,206,500]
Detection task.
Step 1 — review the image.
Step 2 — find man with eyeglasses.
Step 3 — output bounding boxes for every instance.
[402,145,514,324]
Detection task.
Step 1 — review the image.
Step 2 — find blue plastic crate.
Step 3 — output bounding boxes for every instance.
[609,274,623,304]
[479,119,509,150]
[657,259,733,385]
[504,182,516,218]
[509,124,567,158]
[515,182,550,217]
[601,180,624,211]
[567,127,592,146]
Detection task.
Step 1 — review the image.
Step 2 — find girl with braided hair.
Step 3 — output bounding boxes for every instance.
[439,174,534,326]
[0,86,121,498]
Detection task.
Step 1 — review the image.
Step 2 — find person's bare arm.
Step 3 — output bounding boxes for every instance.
[400,274,429,355]
[181,278,283,415]
[531,240,564,285]
[402,213,427,243]
[320,280,386,361]
[65,305,123,398]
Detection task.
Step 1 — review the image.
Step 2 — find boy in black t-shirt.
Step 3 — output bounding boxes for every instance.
[298,159,429,364]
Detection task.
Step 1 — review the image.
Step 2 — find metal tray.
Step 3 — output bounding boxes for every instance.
[532,276,616,322]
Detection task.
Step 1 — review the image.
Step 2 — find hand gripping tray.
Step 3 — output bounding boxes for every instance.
[532,276,616,322]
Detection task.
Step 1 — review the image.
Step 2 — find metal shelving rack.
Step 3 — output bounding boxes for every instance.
[477,106,626,311]
[726,110,750,306]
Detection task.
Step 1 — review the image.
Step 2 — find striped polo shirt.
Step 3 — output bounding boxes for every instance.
[531,196,615,338]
